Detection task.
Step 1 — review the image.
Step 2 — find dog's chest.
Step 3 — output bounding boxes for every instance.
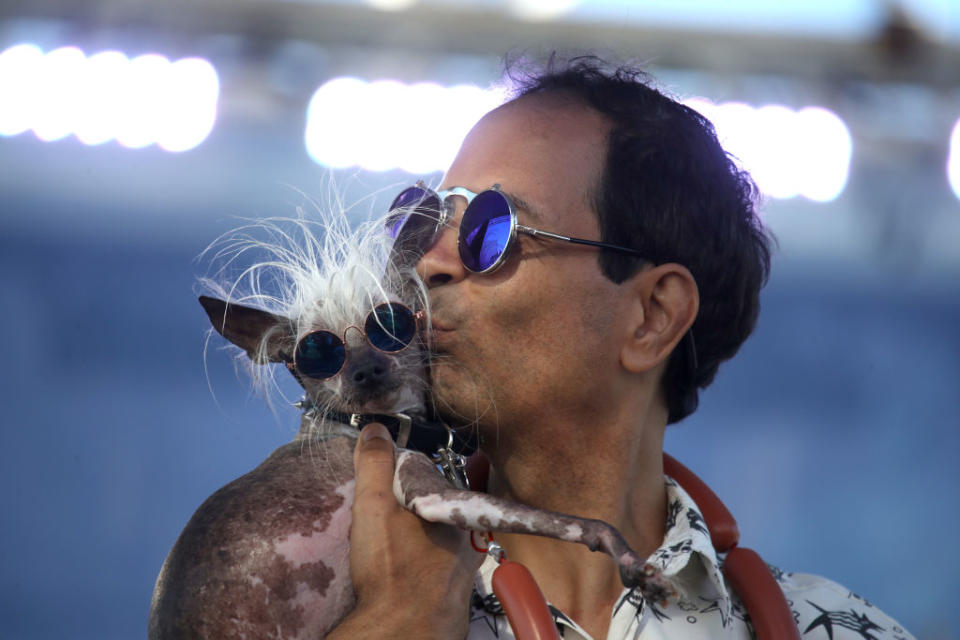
[227,436,473,637]
[264,476,357,637]
[151,436,361,638]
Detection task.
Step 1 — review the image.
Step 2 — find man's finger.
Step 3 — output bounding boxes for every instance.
[353,423,397,503]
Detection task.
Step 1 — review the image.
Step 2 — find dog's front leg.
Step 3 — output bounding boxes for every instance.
[392,450,672,603]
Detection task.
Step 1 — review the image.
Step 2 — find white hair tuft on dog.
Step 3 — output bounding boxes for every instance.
[197,206,429,411]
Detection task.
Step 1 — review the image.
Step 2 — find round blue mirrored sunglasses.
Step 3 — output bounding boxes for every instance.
[293,302,419,379]
[387,182,646,274]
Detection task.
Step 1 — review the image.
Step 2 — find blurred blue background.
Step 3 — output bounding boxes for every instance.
[1,1,959,638]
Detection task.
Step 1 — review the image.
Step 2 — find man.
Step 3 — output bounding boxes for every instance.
[332,58,915,639]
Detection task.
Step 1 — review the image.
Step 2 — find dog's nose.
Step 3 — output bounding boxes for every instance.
[352,363,387,386]
[345,349,391,390]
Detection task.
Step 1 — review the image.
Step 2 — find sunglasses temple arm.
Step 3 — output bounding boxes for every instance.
[516,225,646,258]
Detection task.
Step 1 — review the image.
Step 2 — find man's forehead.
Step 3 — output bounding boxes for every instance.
[440,96,607,225]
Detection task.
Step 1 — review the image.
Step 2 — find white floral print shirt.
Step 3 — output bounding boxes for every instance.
[467,478,915,640]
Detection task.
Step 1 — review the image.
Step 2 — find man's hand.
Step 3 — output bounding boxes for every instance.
[327,423,484,639]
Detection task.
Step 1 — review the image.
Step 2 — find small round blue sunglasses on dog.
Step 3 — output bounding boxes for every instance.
[294,302,419,379]
[387,182,646,274]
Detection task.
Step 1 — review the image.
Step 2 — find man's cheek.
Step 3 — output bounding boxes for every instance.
[490,299,541,334]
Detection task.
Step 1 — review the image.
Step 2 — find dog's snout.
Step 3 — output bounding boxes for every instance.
[352,363,387,385]
[345,349,391,390]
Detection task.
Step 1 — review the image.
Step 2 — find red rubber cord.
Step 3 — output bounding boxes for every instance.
[492,560,562,640]
[662,453,800,640]
[470,452,798,640]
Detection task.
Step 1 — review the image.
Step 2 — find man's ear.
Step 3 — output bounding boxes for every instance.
[620,264,699,374]
[198,296,295,364]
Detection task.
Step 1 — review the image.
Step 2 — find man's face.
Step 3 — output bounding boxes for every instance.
[417,94,633,439]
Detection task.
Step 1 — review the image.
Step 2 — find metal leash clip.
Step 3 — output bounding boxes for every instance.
[486,540,507,564]
[349,412,413,448]
[432,426,470,490]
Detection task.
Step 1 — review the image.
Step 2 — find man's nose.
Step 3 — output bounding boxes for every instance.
[416,217,466,288]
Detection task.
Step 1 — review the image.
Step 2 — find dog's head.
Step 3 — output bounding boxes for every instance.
[199,213,429,418]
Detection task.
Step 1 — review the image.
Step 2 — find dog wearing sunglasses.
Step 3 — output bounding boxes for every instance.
[148,209,671,639]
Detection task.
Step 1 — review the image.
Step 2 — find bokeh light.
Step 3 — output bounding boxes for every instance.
[0,44,45,137]
[507,0,581,21]
[305,77,506,173]
[949,117,960,200]
[366,0,418,10]
[686,98,853,202]
[0,43,219,152]
[304,83,853,197]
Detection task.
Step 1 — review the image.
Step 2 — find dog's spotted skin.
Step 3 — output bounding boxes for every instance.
[149,420,672,639]
[149,432,357,639]
[394,449,674,604]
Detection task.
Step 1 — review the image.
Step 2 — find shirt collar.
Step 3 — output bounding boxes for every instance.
[650,476,731,618]
[473,476,732,622]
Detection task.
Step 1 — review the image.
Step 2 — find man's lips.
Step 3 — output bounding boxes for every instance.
[431,319,454,332]
[426,317,456,348]
[426,308,456,332]
[430,324,454,342]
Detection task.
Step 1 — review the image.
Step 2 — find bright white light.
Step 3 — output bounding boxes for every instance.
[795,107,852,202]
[397,82,448,175]
[359,80,409,172]
[0,44,45,136]
[0,43,219,151]
[508,0,581,21]
[158,58,219,152]
[305,77,367,169]
[751,105,801,199]
[33,46,86,142]
[366,0,418,10]
[949,118,960,201]
[305,77,506,174]
[686,99,852,202]
[117,54,170,149]
[75,51,129,146]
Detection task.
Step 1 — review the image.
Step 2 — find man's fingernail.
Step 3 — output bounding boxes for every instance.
[361,423,392,443]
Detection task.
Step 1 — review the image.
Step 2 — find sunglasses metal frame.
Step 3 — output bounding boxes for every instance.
[289,302,423,380]
[390,181,647,274]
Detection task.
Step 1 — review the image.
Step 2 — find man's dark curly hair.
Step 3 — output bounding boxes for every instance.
[509,55,774,423]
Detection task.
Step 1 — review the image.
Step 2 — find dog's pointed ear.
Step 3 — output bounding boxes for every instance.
[199,296,295,364]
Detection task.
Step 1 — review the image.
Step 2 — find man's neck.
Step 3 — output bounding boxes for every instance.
[482,404,668,638]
